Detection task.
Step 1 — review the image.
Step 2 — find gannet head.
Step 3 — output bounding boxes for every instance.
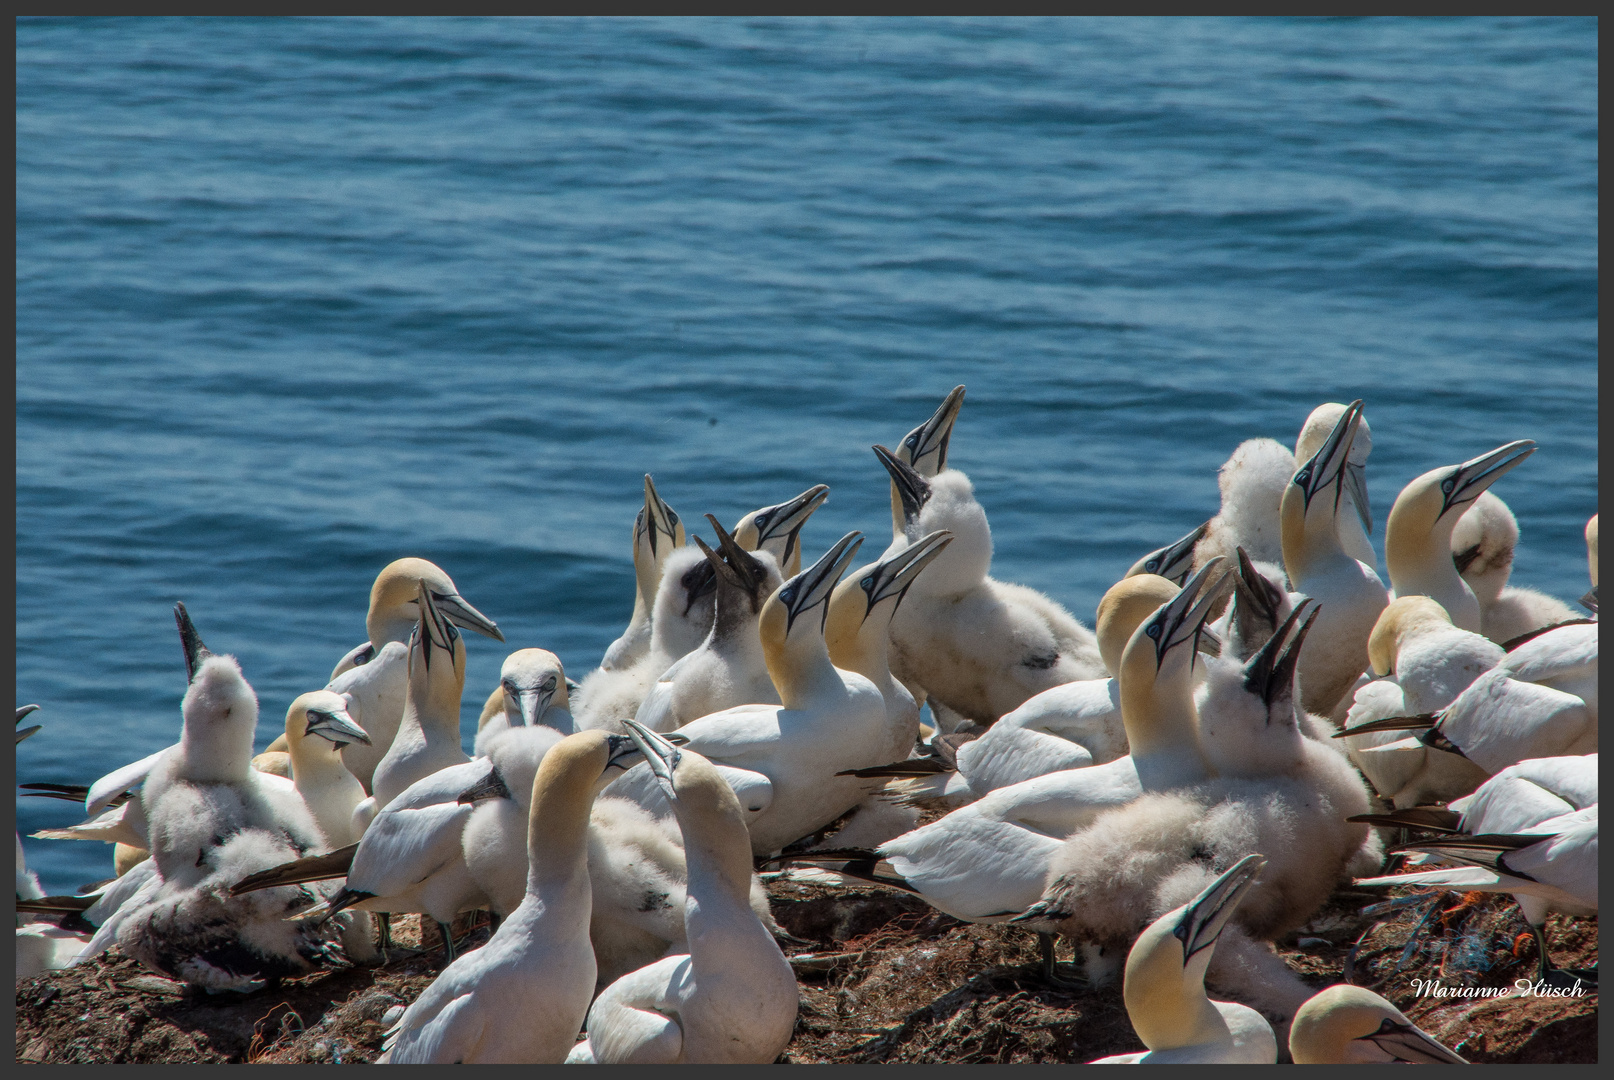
[1449,491,1518,606]
[1122,558,1233,690]
[1126,523,1208,586]
[825,530,953,671]
[1220,546,1293,661]
[286,690,371,758]
[761,531,865,645]
[1297,402,1373,537]
[698,514,784,619]
[405,580,467,706]
[180,653,260,781]
[1366,595,1453,676]
[1125,853,1267,1052]
[1281,401,1366,573]
[890,386,966,538]
[649,546,719,657]
[366,557,504,647]
[173,601,214,683]
[495,648,569,730]
[1387,438,1535,561]
[732,484,830,578]
[875,446,991,593]
[1096,574,1181,679]
[1289,985,1467,1064]
[633,473,685,595]
[1240,599,1318,725]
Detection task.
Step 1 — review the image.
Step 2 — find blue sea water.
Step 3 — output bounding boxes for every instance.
[15,17,1597,895]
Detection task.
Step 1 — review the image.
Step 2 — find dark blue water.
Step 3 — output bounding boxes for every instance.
[16,17,1597,894]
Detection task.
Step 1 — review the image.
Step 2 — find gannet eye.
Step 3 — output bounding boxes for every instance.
[1294,469,1310,488]
[862,577,875,589]
[1145,558,1161,572]
[780,587,796,604]
[542,676,557,692]
[352,645,374,666]
[1442,477,1456,494]
[1146,623,1162,639]
[502,679,519,697]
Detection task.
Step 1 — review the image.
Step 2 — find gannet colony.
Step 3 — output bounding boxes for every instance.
[16,388,1597,1063]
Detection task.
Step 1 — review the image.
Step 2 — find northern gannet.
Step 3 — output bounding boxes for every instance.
[568,722,797,1064]
[1385,439,1536,635]
[1193,438,1297,573]
[878,446,1105,725]
[458,725,779,987]
[1451,491,1578,644]
[358,583,472,825]
[1126,523,1207,586]
[1087,855,1277,1064]
[731,483,831,579]
[1295,402,1376,570]
[635,519,785,734]
[1354,753,1597,989]
[1337,596,1500,808]
[1280,400,1389,719]
[473,648,574,756]
[1289,985,1467,1063]
[600,474,685,673]
[884,385,965,547]
[606,531,892,855]
[377,730,642,1063]
[281,691,372,849]
[311,558,502,794]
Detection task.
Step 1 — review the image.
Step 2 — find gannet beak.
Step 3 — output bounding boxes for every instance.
[1174,853,1266,963]
[1143,556,1232,665]
[517,679,558,728]
[304,705,373,747]
[16,704,42,745]
[1437,439,1536,517]
[746,484,830,572]
[1345,461,1373,535]
[173,601,215,683]
[1580,586,1597,614]
[704,514,771,595]
[1292,399,1364,514]
[1242,599,1319,709]
[603,733,645,776]
[622,719,680,799]
[1354,1018,1470,1064]
[425,589,504,643]
[414,581,461,670]
[1127,522,1209,585]
[1231,546,1285,627]
[1452,542,1484,575]
[873,445,932,537]
[640,473,682,557]
[457,764,514,805]
[778,530,864,633]
[898,385,966,476]
[857,530,954,618]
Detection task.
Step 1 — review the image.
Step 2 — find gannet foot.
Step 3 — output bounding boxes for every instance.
[1035,932,1088,990]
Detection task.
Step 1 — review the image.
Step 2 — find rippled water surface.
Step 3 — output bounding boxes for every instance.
[16,17,1597,892]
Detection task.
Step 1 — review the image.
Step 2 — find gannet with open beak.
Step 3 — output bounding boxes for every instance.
[732,483,830,579]
[600,475,686,673]
[311,559,502,794]
[1385,438,1536,635]
[1088,855,1277,1064]
[568,722,797,1064]
[377,730,644,1063]
[635,519,785,734]
[1289,985,1467,1063]
[607,532,892,855]
[474,649,574,756]
[1354,753,1597,989]
[281,691,372,849]
[1450,490,1579,644]
[1281,400,1390,719]
[1295,402,1377,570]
[879,445,1105,726]
[357,583,472,827]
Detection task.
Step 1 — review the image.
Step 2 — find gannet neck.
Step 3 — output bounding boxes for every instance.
[1587,514,1599,587]
[912,470,992,596]
[176,655,258,784]
[697,521,783,655]
[1280,475,1353,584]
[759,590,846,710]
[1096,575,1181,679]
[671,751,759,914]
[1366,596,1452,677]
[1450,491,1517,607]
[525,732,612,894]
[824,571,886,687]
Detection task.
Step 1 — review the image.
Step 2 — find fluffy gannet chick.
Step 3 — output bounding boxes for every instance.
[847,574,1179,805]
[1295,402,1377,570]
[1451,490,1579,644]
[731,483,831,579]
[1192,438,1297,573]
[117,655,342,992]
[358,583,471,825]
[1289,985,1467,1063]
[1342,620,1597,782]
[600,474,686,673]
[378,730,643,1064]
[1337,597,1499,807]
[1126,522,1208,586]
[1385,438,1536,635]
[282,691,372,849]
[1355,754,1598,989]
[568,723,797,1064]
[607,532,892,855]
[474,649,574,756]
[1088,855,1277,1064]
[878,447,1105,725]
[1280,400,1389,719]
[636,519,785,734]
[573,546,719,733]
[317,558,503,794]
[797,563,1232,927]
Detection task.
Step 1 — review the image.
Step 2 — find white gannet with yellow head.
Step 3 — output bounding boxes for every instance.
[567,722,798,1064]
[1385,438,1536,634]
[313,558,502,794]
[731,483,830,579]
[1088,855,1277,1064]
[474,648,574,756]
[1295,401,1376,570]
[634,518,785,734]
[1450,490,1579,644]
[378,730,646,1063]
[1127,523,1208,586]
[1280,400,1390,719]
[878,436,1105,727]
[600,475,686,673]
[1289,985,1467,1064]
[280,690,373,849]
